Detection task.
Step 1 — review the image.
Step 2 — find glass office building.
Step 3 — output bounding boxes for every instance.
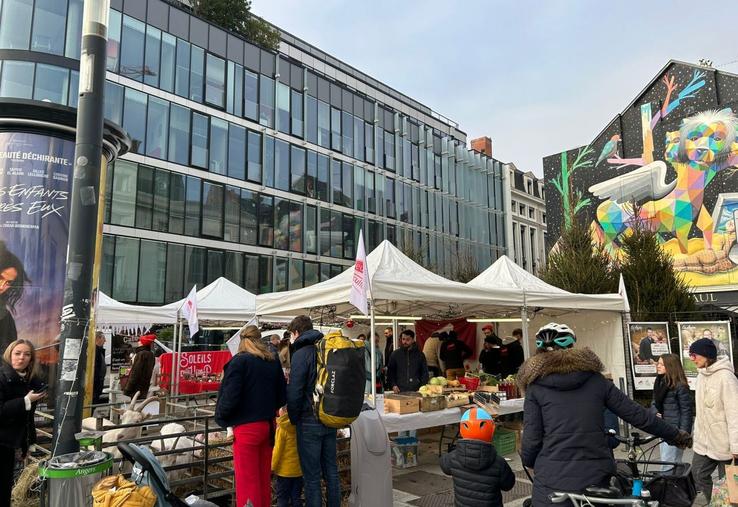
[0,0,507,303]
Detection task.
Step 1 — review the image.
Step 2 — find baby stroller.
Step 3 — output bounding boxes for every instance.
[117,442,219,507]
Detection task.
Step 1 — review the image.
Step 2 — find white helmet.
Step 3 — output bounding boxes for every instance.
[535,323,576,351]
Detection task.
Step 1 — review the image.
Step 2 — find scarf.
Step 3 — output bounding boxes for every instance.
[653,374,669,415]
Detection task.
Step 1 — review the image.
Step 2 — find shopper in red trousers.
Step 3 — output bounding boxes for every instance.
[216,325,286,507]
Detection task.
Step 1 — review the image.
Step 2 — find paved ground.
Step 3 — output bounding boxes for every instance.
[390,428,700,506]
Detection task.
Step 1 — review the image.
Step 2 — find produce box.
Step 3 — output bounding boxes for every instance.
[493,427,517,456]
[391,437,418,468]
[384,394,420,414]
[426,384,444,395]
[417,395,446,412]
[477,385,499,393]
[445,392,471,408]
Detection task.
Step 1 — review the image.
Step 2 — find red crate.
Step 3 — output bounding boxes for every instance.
[458,376,480,391]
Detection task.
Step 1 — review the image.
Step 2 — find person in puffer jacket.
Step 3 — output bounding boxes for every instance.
[440,407,515,507]
[518,323,690,506]
[688,338,738,502]
[651,353,692,471]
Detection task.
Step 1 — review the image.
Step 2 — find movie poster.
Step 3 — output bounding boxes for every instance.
[628,322,670,390]
[0,131,75,391]
[678,321,733,390]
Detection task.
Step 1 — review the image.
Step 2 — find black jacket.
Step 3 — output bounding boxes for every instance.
[215,350,286,428]
[0,362,42,451]
[651,379,692,433]
[478,348,502,375]
[440,339,472,370]
[93,345,106,402]
[124,346,155,398]
[518,348,679,505]
[502,340,524,377]
[286,329,323,426]
[440,439,515,507]
[387,343,429,392]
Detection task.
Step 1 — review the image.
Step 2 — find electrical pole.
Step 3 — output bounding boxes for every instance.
[52,0,110,455]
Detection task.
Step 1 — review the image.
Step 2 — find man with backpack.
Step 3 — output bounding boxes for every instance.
[286,316,344,507]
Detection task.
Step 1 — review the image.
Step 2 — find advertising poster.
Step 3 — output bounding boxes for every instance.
[678,321,733,390]
[0,131,75,391]
[628,322,670,390]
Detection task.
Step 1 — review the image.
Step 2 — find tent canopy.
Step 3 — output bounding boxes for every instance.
[468,255,626,312]
[256,240,524,318]
[165,277,256,322]
[95,291,177,331]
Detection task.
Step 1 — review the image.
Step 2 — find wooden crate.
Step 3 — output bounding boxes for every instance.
[445,393,471,408]
[384,394,420,414]
[417,395,446,412]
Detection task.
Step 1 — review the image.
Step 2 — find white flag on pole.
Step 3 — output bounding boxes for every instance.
[618,274,631,313]
[181,285,200,335]
[349,230,369,315]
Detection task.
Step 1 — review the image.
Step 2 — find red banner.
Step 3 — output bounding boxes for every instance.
[415,318,478,360]
[159,350,232,387]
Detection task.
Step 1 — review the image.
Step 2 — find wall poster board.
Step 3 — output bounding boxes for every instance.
[628,322,670,390]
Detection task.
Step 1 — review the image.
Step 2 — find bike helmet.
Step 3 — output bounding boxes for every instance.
[535,322,576,351]
[460,407,496,442]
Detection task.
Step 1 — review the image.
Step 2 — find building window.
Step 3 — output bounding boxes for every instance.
[259,76,275,128]
[160,33,176,92]
[168,173,186,235]
[247,131,262,183]
[519,204,525,215]
[209,117,228,175]
[165,243,184,301]
[258,194,274,247]
[244,255,259,293]
[122,87,147,154]
[244,69,259,121]
[317,100,330,148]
[542,212,546,224]
[228,124,246,180]
[331,107,342,151]
[385,178,395,219]
[317,154,329,202]
[306,95,318,144]
[330,211,343,258]
[33,64,68,105]
[110,160,137,227]
[304,261,319,287]
[104,81,124,125]
[289,259,303,290]
[224,185,240,242]
[342,162,353,208]
[353,116,365,162]
[205,53,226,108]
[184,246,206,292]
[137,240,166,303]
[342,111,353,158]
[274,257,288,291]
[152,168,170,232]
[275,139,290,191]
[291,145,306,194]
[185,176,201,237]
[289,201,303,252]
[202,182,224,238]
[305,205,317,255]
[331,159,342,206]
[320,208,331,257]
[274,198,289,250]
[119,15,145,81]
[276,81,290,134]
[168,104,190,166]
[145,97,169,160]
[190,45,204,102]
[225,251,243,286]
[112,236,139,302]
[263,135,274,188]
[529,207,535,219]
[31,0,66,55]
[291,89,304,138]
[0,0,32,49]
[191,112,209,168]
[175,39,190,98]
[240,189,257,245]
[143,25,161,87]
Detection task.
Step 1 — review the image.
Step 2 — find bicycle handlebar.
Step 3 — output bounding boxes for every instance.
[608,431,659,447]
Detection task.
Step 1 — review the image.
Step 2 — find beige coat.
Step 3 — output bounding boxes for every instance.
[422,336,442,368]
[693,357,738,461]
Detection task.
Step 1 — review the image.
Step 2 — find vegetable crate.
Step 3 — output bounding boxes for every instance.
[493,428,517,456]
[458,376,480,391]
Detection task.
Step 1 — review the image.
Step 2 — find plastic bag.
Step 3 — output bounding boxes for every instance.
[92,474,157,507]
[711,477,731,506]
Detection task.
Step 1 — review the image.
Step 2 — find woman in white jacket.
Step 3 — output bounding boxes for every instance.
[689,338,738,502]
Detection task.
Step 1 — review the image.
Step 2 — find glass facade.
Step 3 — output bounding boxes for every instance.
[0,0,507,302]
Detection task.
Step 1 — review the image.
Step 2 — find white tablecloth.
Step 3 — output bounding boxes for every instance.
[376,396,524,433]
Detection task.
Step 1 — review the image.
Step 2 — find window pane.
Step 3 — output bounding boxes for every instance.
[317,154,329,202]
[320,263,331,282]
[274,198,289,250]
[120,15,145,81]
[353,117,364,162]
[367,170,375,214]
[168,173,186,234]
[33,64,68,104]
[185,176,201,236]
[385,177,395,219]
[137,240,166,303]
[263,135,274,187]
[384,130,395,170]
[320,208,331,257]
[331,159,342,205]
[291,89,303,138]
[209,117,228,174]
[275,139,290,191]
[365,123,374,164]
[306,95,318,144]
[112,237,139,301]
[135,165,153,229]
[169,104,190,165]
[165,243,184,301]
[240,189,257,245]
[244,69,258,121]
[275,258,288,292]
[304,261,318,287]
[100,235,115,295]
[306,150,317,199]
[225,251,243,286]
[330,265,342,278]
[258,194,274,247]
[152,168,170,232]
[106,9,121,71]
[207,250,224,284]
[68,70,79,108]
[330,211,343,258]
[143,25,161,87]
[342,162,353,208]
[160,33,176,92]
[228,124,246,180]
[259,76,275,128]
[306,205,317,255]
[0,60,33,99]
[290,145,305,194]
[276,82,290,134]
[244,255,258,293]
[110,160,137,226]
[123,87,147,154]
[103,81,124,125]
[331,107,341,151]
[224,185,240,242]
[317,100,330,148]
[247,131,262,183]
[342,111,353,158]
[184,246,206,292]
[343,214,355,259]
[64,0,83,58]
[175,39,190,97]
[0,0,32,49]
[290,201,302,253]
[190,45,204,102]
[191,112,209,168]
[202,181,224,238]
[146,97,169,159]
[205,53,226,107]
[31,0,66,54]
[354,165,364,211]
[289,259,303,290]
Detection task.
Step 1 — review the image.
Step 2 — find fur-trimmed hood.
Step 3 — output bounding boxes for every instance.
[516,347,604,392]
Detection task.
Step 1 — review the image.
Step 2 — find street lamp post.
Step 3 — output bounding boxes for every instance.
[51,0,111,455]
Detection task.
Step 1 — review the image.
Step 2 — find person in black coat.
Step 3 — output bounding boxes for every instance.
[387,330,429,393]
[478,331,503,376]
[518,323,690,506]
[501,328,525,377]
[215,325,286,507]
[93,331,107,405]
[0,339,45,505]
[123,333,156,399]
[652,353,692,471]
[0,243,28,353]
[439,331,472,379]
[441,407,515,507]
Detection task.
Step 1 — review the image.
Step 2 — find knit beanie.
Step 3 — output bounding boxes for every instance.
[689,338,717,360]
[140,333,156,346]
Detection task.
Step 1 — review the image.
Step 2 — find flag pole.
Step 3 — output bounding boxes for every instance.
[369,280,376,408]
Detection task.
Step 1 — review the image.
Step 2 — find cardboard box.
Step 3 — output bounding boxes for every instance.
[384,394,420,414]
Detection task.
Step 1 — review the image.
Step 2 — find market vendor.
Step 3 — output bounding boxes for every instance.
[124,333,156,399]
[479,325,503,375]
[387,330,429,393]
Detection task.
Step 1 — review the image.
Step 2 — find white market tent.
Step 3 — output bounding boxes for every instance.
[468,255,628,386]
[163,276,257,324]
[95,291,177,333]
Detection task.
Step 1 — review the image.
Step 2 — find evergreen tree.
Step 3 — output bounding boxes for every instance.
[192,0,280,50]
[618,217,695,321]
[540,217,618,293]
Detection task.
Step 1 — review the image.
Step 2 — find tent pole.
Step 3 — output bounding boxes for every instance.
[168,321,177,411]
[174,315,183,398]
[521,302,531,360]
[370,302,376,407]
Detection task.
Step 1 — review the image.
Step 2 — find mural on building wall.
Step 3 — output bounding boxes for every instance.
[544,62,738,288]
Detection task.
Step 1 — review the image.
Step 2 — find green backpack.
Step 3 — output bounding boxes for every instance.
[313,330,366,428]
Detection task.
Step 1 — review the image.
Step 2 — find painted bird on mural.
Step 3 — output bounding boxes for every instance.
[595,134,621,166]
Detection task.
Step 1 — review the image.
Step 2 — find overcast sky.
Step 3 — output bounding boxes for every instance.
[251,1,738,177]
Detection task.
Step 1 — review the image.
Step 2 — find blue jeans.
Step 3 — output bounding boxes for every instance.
[295,418,340,507]
[659,441,684,472]
[275,476,303,507]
